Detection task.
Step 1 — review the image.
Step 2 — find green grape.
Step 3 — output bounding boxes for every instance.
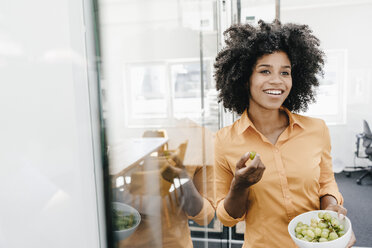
[321,231,329,238]
[307,230,315,239]
[304,236,313,242]
[295,226,302,233]
[318,212,324,219]
[331,218,340,227]
[319,237,328,242]
[338,230,345,237]
[301,229,308,236]
[339,224,345,231]
[296,221,303,227]
[314,227,322,236]
[318,222,327,229]
[249,151,256,160]
[323,213,331,221]
[296,233,304,239]
[311,218,317,224]
[329,232,339,240]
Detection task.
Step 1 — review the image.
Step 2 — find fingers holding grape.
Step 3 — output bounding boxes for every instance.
[235,152,251,170]
[234,151,266,188]
[235,151,258,169]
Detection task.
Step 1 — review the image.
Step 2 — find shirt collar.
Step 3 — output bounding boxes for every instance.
[237,106,305,135]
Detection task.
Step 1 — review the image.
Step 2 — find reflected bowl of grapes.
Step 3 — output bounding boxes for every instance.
[288,210,352,248]
[112,202,141,241]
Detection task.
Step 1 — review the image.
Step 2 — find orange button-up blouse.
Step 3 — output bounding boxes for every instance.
[215,108,343,248]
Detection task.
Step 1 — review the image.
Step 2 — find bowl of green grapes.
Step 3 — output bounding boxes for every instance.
[112,202,141,241]
[288,210,352,248]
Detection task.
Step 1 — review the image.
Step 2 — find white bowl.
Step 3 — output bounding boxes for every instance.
[288,210,352,248]
[112,202,141,241]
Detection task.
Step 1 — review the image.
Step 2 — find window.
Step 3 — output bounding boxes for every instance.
[126,64,168,120]
[124,59,216,127]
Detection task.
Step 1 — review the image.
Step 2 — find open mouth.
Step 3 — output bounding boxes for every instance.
[263,89,284,95]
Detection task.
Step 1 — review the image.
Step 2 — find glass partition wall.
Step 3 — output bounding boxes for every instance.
[95,0,372,247]
[97,0,223,247]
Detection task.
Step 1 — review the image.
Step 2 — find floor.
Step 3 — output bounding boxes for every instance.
[335,170,372,247]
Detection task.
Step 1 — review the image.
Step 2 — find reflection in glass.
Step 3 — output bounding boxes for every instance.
[94,0,372,246]
[97,0,220,247]
[110,128,215,248]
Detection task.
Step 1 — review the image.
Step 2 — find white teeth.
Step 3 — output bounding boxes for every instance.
[264,90,282,95]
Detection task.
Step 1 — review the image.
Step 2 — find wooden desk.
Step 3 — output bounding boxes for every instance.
[108,137,168,176]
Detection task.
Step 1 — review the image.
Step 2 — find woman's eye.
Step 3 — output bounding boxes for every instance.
[281,71,290,76]
[260,70,270,74]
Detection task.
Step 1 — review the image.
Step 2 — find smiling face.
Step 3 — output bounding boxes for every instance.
[248,51,292,112]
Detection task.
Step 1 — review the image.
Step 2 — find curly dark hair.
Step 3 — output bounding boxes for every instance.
[214,19,325,114]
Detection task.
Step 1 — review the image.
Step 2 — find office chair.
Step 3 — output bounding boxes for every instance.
[142,129,168,155]
[353,120,372,185]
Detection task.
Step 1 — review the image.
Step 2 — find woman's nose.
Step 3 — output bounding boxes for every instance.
[268,73,283,84]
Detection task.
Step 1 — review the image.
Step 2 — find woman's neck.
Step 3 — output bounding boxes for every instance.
[247,106,289,136]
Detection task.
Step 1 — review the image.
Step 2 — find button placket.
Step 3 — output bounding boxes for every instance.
[273,148,296,220]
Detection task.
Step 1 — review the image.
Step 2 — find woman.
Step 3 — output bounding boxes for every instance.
[213,20,356,247]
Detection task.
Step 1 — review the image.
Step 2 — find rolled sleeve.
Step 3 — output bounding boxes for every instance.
[319,189,344,206]
[319,121,344,205]
[216,199,245,227]
[187,198,215,225]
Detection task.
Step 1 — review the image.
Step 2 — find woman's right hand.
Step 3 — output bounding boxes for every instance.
[233,152,266,189]
[224,152,266,218]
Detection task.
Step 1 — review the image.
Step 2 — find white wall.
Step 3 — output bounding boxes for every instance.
[0,0,105,248]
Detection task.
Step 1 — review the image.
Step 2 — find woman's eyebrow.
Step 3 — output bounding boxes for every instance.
[256,64,271,68]
[256,64,291,69]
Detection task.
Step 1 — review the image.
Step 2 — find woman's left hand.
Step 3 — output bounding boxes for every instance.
[325,204,356,248]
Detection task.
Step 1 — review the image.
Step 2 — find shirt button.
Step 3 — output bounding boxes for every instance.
[274,147,279,152]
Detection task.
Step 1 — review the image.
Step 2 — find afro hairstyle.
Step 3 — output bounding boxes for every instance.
[214,19,325,114]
